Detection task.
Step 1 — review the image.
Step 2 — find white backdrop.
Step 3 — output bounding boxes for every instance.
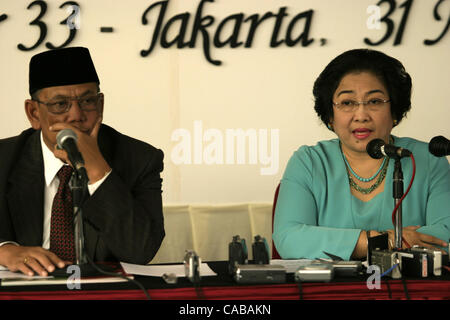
[1,0,449,205]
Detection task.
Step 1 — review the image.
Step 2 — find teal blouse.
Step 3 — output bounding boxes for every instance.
[273,136,450,260]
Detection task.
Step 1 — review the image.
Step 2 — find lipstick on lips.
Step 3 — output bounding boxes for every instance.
[353,128,372,140]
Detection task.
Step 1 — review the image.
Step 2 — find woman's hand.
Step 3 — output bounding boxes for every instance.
[386,226,447,251]
[351,226,448,260]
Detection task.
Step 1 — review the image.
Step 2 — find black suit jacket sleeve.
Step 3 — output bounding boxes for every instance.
[81,125,165,265]
[0,129,39,245]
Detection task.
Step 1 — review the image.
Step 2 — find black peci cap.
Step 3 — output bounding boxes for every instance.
[29,47,100,95]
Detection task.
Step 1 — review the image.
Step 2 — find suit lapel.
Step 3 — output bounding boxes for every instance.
[6,130,45,246]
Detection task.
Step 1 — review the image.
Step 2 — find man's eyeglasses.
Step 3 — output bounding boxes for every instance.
[33,93,102,115]
[333,98,390,112]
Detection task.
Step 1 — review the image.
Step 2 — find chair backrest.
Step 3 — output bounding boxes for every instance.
[271,183,281,259]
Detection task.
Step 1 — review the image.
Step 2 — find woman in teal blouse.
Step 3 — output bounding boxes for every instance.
[273,49,449,260]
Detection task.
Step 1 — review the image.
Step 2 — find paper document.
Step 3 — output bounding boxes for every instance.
[120,262,217,277]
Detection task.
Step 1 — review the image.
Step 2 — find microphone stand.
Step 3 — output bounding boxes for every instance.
[393,158,403,250]
[51,166,110,277]
[69,167,116,277]
[71,167,89,266]
[70,167,116,277]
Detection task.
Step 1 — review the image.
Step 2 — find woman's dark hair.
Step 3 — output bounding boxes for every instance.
[313,49,412,129]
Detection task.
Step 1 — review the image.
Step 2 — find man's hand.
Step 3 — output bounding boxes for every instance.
[0,244,67,276]
[50,116,111,183]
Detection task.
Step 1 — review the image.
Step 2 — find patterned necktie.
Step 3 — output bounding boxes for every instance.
[50,165,75,262]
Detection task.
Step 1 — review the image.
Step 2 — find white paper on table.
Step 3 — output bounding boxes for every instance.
[120,262,217,278]
[269,259,319,273]
[0,270,52,280]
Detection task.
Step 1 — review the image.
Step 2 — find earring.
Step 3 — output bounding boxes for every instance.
[327,123,334,131]
[393,119,398,126]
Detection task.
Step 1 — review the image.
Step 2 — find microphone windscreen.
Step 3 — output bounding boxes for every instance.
[429,136,449,157]
[56,129,78,149]
[366,138,385,159]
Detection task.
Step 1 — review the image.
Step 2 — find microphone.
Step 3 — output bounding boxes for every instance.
[429,136,450,157]
[367,138,412,159]
[56,129,85,172]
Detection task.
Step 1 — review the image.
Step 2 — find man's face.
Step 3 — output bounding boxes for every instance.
[26,82,103,151]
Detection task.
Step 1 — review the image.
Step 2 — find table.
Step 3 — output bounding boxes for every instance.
[1,261,449,300]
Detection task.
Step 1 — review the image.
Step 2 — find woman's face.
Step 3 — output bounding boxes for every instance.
[331,71,394,156]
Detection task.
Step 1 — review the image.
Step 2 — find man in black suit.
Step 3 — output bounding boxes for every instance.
[0,47,165,276]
